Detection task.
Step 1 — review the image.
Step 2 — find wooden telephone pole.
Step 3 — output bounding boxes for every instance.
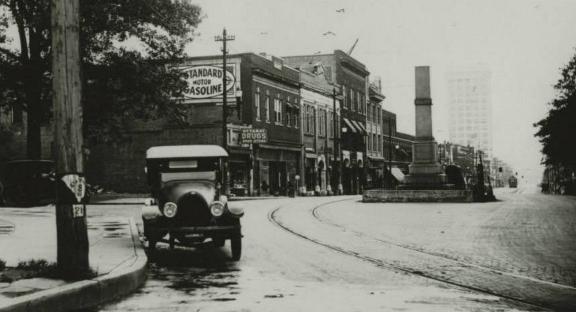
[52,0,89,277]
[215,28,235,194]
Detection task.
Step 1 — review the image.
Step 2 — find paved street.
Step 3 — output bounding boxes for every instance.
[81,187,576,311]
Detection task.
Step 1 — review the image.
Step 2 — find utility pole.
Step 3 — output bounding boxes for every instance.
[387,115,393,189]
[52,0,89,277]
[215,28,235,194]
[332,88,342,194]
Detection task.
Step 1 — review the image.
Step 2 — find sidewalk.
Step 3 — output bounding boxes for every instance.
[0,205,147,312]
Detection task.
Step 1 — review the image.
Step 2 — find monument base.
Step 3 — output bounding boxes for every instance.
[362,189,473,203]
[401,161,448,190]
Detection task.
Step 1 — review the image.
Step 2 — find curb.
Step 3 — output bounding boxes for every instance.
[0,218,148,312]
[229,196,284,201]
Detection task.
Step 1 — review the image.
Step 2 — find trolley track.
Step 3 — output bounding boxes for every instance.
[267,198,574,311]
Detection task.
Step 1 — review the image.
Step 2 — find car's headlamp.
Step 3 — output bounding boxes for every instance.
[210,201,225,217]
[163,202,178,218]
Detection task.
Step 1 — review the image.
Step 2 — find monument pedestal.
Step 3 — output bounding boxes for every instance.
[362,66,472,202]
[402,140,448,189]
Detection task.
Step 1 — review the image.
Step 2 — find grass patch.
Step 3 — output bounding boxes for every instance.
[16,259,59,278]
[0,259,98,283]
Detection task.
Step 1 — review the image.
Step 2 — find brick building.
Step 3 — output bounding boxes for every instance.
[380,110,414,187]
[366,81,385,189]
[298,64,341,195]
[87,53,301,194]
[284,50,369,194]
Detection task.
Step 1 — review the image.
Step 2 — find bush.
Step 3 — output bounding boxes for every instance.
[16,259,58,278]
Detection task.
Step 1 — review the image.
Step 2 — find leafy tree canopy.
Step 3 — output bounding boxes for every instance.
[534,49,576,168]
[0,0,202,156]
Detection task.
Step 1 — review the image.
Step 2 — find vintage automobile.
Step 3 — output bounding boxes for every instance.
[141,145,244,260]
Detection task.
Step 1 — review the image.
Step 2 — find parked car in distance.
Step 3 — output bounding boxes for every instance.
[141,145,244,261]
[0,160,56,207]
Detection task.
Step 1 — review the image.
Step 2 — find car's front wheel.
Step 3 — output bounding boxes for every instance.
[147,239,157,252]
[231,236,241,261]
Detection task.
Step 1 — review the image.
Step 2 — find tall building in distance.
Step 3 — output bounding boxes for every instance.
[446,68,493,160]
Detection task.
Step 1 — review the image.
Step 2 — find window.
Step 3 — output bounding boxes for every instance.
[324,66,332,81]
[255,87,261,121]
[306,106,316,135]
[295,109,300,128]
[274,94,282,125]
[319,109,326,136]
[265,90,270,123]
[328,110,333,138]
[346,88,351,109]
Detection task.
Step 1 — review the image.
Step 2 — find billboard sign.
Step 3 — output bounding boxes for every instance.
[182,65,235,99]
[241,128,268,144]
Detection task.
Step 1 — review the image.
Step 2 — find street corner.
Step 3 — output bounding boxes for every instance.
[0,217,147,312]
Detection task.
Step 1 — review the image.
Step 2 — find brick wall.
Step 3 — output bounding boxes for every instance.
[86,126,221,193]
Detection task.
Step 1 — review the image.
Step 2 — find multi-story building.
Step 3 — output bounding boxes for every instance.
[381,110,414,187]
[446,68,493,160]
[87,53,302,194]
[298,64,341,195]
[366,82,385,188]
[284,50,369,194]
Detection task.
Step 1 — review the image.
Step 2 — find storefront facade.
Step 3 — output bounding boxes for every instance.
[298,67,341,195]
[284,50,369,195]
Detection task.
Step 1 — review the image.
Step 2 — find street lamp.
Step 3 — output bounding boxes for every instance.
[332,86,343,195]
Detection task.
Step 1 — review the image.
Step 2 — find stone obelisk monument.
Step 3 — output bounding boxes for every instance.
[402,66,447,188]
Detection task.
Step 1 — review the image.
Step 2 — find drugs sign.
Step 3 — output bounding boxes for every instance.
[182,65,235,99]
[241,128,268,144]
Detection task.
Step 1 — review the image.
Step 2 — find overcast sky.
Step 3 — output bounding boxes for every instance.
[187,0,576,182]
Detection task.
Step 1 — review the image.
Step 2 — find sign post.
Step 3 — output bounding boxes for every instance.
[52,0,89,277]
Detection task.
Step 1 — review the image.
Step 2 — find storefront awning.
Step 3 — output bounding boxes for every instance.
[391,167,405,182]
[355,120,367,133]
[351,120,367,135]
[343,118,358,133]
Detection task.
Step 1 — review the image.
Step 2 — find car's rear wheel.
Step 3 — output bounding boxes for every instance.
[231,236,241,261]
[147,239,157,252]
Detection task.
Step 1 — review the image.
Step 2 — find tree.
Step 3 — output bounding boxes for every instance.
[534,49,576,168]
[0,0,202,158]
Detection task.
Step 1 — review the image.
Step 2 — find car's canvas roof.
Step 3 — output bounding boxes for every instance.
[146,145,228,159]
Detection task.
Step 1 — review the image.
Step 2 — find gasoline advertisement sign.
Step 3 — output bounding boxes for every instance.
[182,65,235,99]
[241,128,268,144]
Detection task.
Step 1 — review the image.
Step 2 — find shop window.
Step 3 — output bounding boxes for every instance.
[228,128,240,146]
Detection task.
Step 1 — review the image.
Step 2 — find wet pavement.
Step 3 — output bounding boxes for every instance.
[83,192,560,312]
